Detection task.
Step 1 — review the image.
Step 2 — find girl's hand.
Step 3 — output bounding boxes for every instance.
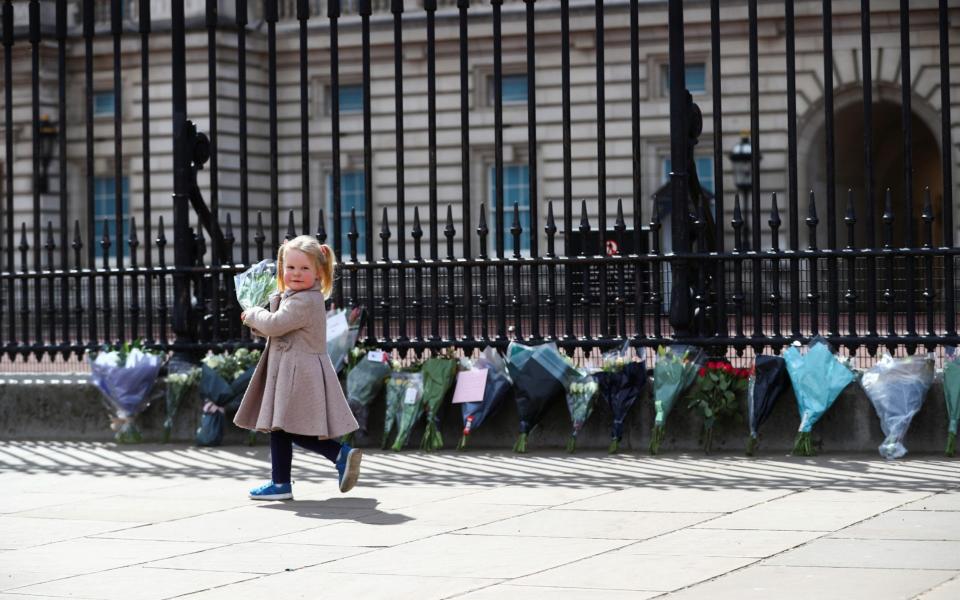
[240,310,248,324]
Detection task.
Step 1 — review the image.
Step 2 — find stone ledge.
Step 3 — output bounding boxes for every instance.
[0,377,951,455]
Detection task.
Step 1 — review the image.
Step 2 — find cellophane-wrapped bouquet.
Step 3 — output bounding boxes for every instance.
[88,341,165,443]
[944,347,960,457]
[506,342,579,453]
[420,355,459,451]
[565,371,599,453]
[345,349,391,440]
[650,344,704,455]
[163,357,201,443]
[387,364,426,451]
[593,342,648,453]
[862,353,934,459]
[783,337,855,456]
[384,361,426,452]
[457,347,512,450]
[234,259,278,311]
[196,348,261,446]
[328,307,364,374]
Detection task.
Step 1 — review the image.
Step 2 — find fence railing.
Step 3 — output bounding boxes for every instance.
[0,0,957,362]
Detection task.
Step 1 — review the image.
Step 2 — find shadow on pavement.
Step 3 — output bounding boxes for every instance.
[257,496,413,525]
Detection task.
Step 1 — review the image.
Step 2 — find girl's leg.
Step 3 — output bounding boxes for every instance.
[270,430,295,483]
[289,433,342,463]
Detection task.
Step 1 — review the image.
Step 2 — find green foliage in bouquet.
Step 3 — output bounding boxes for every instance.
[420,356,459,452]
[565,375,599,453]
[234,259,278,311]
[163,367,200,443]
[686,362,750,454]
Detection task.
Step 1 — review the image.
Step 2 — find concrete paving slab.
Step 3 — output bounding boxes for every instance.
[91,503,374,544]
[0,538,218,577]
[901,490,960,512]
[147,541,368,574]
[4,443,960,600]
[664,565,958,600]
[12,494,249,523]
[515,552,757,592]
[177,571,500,600]
[617,527,823,557]
[557,485,796,513]
[0,516,137,550]
[766,538,960,569]
[11,566,258,600]
[461,508,719,540]
[830,510,960,540]
[453,484,615,506]
[269,520,461,547]
[0,492,100,514]
[917,573,960,599]
[309,532,629,579]
[700,489,930,531]
[457,584,658,599]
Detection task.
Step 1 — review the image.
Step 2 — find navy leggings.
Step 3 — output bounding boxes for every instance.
[270,430,342,484]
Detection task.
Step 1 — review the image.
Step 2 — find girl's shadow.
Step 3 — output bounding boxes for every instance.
[259,497,412,525]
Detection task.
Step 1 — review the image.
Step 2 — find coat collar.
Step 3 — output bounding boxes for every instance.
[282,281,324,299]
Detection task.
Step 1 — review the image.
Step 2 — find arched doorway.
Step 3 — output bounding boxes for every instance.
[801,85,943,250]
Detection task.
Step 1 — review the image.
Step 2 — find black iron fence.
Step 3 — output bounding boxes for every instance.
[0,0,957,363]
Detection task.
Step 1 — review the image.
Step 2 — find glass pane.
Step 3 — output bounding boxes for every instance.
[502,74,528,103]
[94,91,115,116]
[328,171,366,254]
[662,63,707,95]
[338,85,363,113]
[686,64,706,94]
[489,165,531,252]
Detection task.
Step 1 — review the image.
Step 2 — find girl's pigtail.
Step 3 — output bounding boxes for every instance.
[276,242,287,293]
[319,244,337,298]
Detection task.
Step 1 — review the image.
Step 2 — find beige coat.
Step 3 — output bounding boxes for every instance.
[233,283,359,439]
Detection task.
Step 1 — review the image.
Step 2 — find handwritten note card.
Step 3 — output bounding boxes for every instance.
[451,369,488,404]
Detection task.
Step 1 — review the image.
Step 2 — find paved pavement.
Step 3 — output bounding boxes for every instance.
[2,442,960,600]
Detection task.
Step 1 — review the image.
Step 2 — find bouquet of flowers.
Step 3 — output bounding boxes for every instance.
[686,361,750,454]
[388,366,425,451]
[345,349,391,440]
[420,355,459,451]
[565,372,599,453]
[195,348,261,447]
[862,353,934,459]
[944,348,960,457]
[380,370,423,450]
[650,344,704,455]
[234,259,278,311]
[783,337,856,456]
[745,355,789,456]
[507,342,578,453]
[593,342,648,453]
[456,347,512,450]
[328,306,364,374]
[88,341,165,443]
[163,356,201,443]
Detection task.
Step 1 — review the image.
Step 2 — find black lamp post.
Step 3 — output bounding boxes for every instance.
[37,114,57,194]
[729,134,757,250]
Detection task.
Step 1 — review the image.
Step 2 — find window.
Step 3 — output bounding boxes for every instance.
[93,176,130,256]
[327,170,366,257]
[662,156,715,194]
[331,84,363,114]
[487,73,528,105]
[488,164,531,255]
[661,63,707,95]
[94,91,115,117]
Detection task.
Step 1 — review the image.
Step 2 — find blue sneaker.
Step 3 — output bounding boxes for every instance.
[249,480,293,501]
[336,444,362,493]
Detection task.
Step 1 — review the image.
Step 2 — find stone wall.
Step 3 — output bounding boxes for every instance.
[0,374,951,455]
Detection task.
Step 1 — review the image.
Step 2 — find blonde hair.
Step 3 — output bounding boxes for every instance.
[276,235,336,298]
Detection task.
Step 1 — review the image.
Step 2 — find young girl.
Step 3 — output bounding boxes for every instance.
[234,235,361,501]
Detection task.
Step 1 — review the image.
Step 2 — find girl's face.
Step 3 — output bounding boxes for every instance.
[282,248,318,292]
